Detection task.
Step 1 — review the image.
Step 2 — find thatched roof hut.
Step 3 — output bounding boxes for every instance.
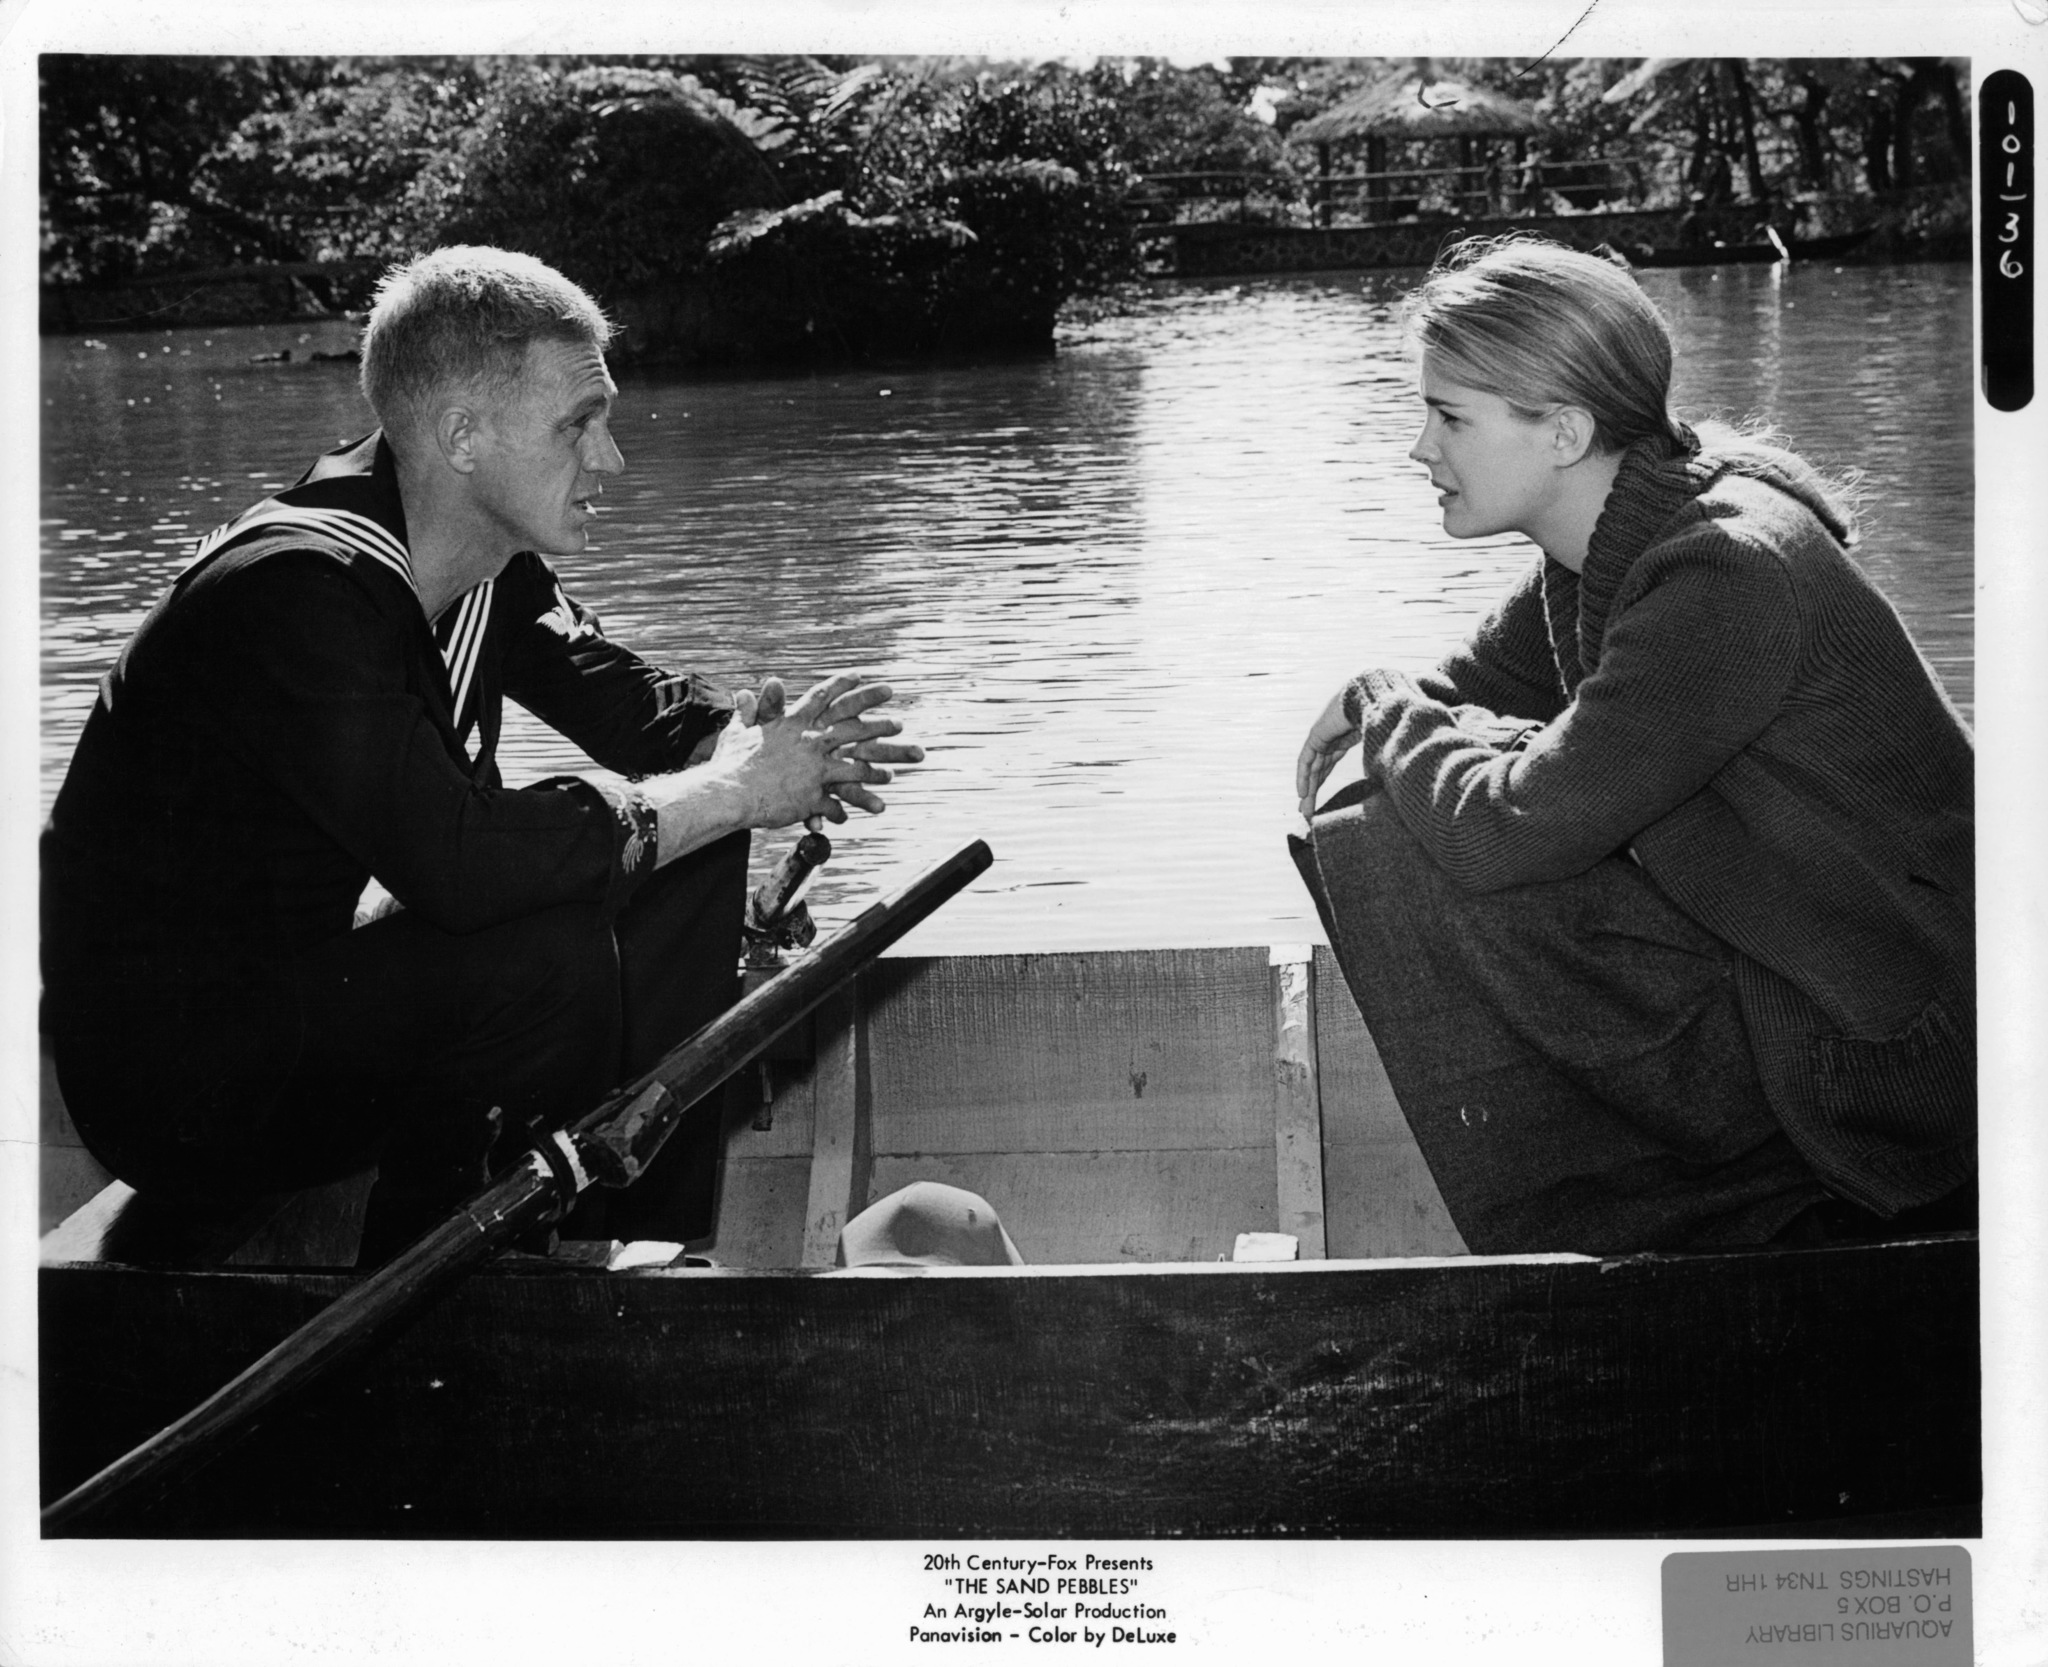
[1289,68,1547,147]
[1286,64,1548,223]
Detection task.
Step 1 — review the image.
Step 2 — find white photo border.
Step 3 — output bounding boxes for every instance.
[3,3,2040,1663]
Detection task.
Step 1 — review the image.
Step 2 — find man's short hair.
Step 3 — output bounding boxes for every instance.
[359,246,614,443]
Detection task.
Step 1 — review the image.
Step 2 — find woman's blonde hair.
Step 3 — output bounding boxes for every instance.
[1406,235,1861,539]
[1405,236,1686,455]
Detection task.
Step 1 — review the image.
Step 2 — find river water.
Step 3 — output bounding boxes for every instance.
[41,263,1972,954]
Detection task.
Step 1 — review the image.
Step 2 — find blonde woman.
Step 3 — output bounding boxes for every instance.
[1293,237,1973,1255]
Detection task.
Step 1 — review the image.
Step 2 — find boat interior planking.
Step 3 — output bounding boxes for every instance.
[38,945,1979,1538]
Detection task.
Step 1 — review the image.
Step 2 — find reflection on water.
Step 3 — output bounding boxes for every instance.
[41,264,1972,953]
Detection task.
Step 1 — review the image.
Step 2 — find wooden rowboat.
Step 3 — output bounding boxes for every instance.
[39,944,1979,1539]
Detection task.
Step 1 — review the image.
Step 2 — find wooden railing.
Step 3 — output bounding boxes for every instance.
[1133,159,1639,227]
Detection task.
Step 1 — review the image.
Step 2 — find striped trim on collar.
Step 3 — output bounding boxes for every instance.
[193,503,416,588]
[435,578,496,740]
[194,502,498,744]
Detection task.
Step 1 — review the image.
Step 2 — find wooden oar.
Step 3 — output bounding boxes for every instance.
[42,838,994,1537]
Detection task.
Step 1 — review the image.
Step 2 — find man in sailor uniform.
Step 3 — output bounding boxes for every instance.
[41,246,921,1262]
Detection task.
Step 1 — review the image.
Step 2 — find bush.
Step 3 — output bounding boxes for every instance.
[912,72,1140,323]
[691,68,1138,363]
[671,68,1146,364]
[924,72,1125,177]
[699,156,1132,362]
[40,55,302,284]
[424,65,785,301]
[910,158,1133,342]
[41,55,1145,361]
[1085,58,1291,179]
[200,62,486,265]
[700,191,972,359]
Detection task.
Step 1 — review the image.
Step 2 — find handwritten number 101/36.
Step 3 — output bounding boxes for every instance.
[1981,71,2032,410]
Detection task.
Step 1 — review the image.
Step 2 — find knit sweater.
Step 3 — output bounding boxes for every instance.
[1343,435,1974,1214]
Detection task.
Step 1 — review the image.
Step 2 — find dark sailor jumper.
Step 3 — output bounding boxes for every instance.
[42,433,748,1255]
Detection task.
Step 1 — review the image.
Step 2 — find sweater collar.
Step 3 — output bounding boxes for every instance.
[1569,432,1721,681]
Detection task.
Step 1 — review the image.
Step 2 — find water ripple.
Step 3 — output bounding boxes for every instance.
[41,267,1971,953]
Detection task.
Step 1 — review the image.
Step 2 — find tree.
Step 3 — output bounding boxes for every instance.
[1866,58,1970,192]
[198,59,488,264]
[40,55,314,283]
[422,64,786,299]
[1586,56,1971,207]
[1083,58,1287,176]
[716,56,902,204]
[699,62,1141,362]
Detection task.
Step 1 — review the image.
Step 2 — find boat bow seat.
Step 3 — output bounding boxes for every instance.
[40,1174,375,1270]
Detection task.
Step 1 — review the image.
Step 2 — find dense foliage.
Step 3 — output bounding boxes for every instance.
[426,65,787,301]
[39,54,1971,350]
[1235,55,1969,246]
[199,60,489,265]
[690,63,1141,358]
[42,54,1145,358]
[41,55,309,283]
[1460,57,1971,225]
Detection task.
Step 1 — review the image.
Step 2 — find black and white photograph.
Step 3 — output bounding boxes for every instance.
[4,1,2044,1661]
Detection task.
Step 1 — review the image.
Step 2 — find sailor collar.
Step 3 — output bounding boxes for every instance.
[190,432,498,747]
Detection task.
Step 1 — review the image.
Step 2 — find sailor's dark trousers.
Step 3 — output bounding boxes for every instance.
[53,832,749,1261]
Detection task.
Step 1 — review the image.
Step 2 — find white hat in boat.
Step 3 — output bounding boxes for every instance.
[836,1180,1025,1268]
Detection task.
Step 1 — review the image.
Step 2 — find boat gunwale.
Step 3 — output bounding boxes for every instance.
[39,1231,1975,1280]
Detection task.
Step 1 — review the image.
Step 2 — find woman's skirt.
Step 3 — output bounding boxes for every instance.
[1294,783,1829,1255]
